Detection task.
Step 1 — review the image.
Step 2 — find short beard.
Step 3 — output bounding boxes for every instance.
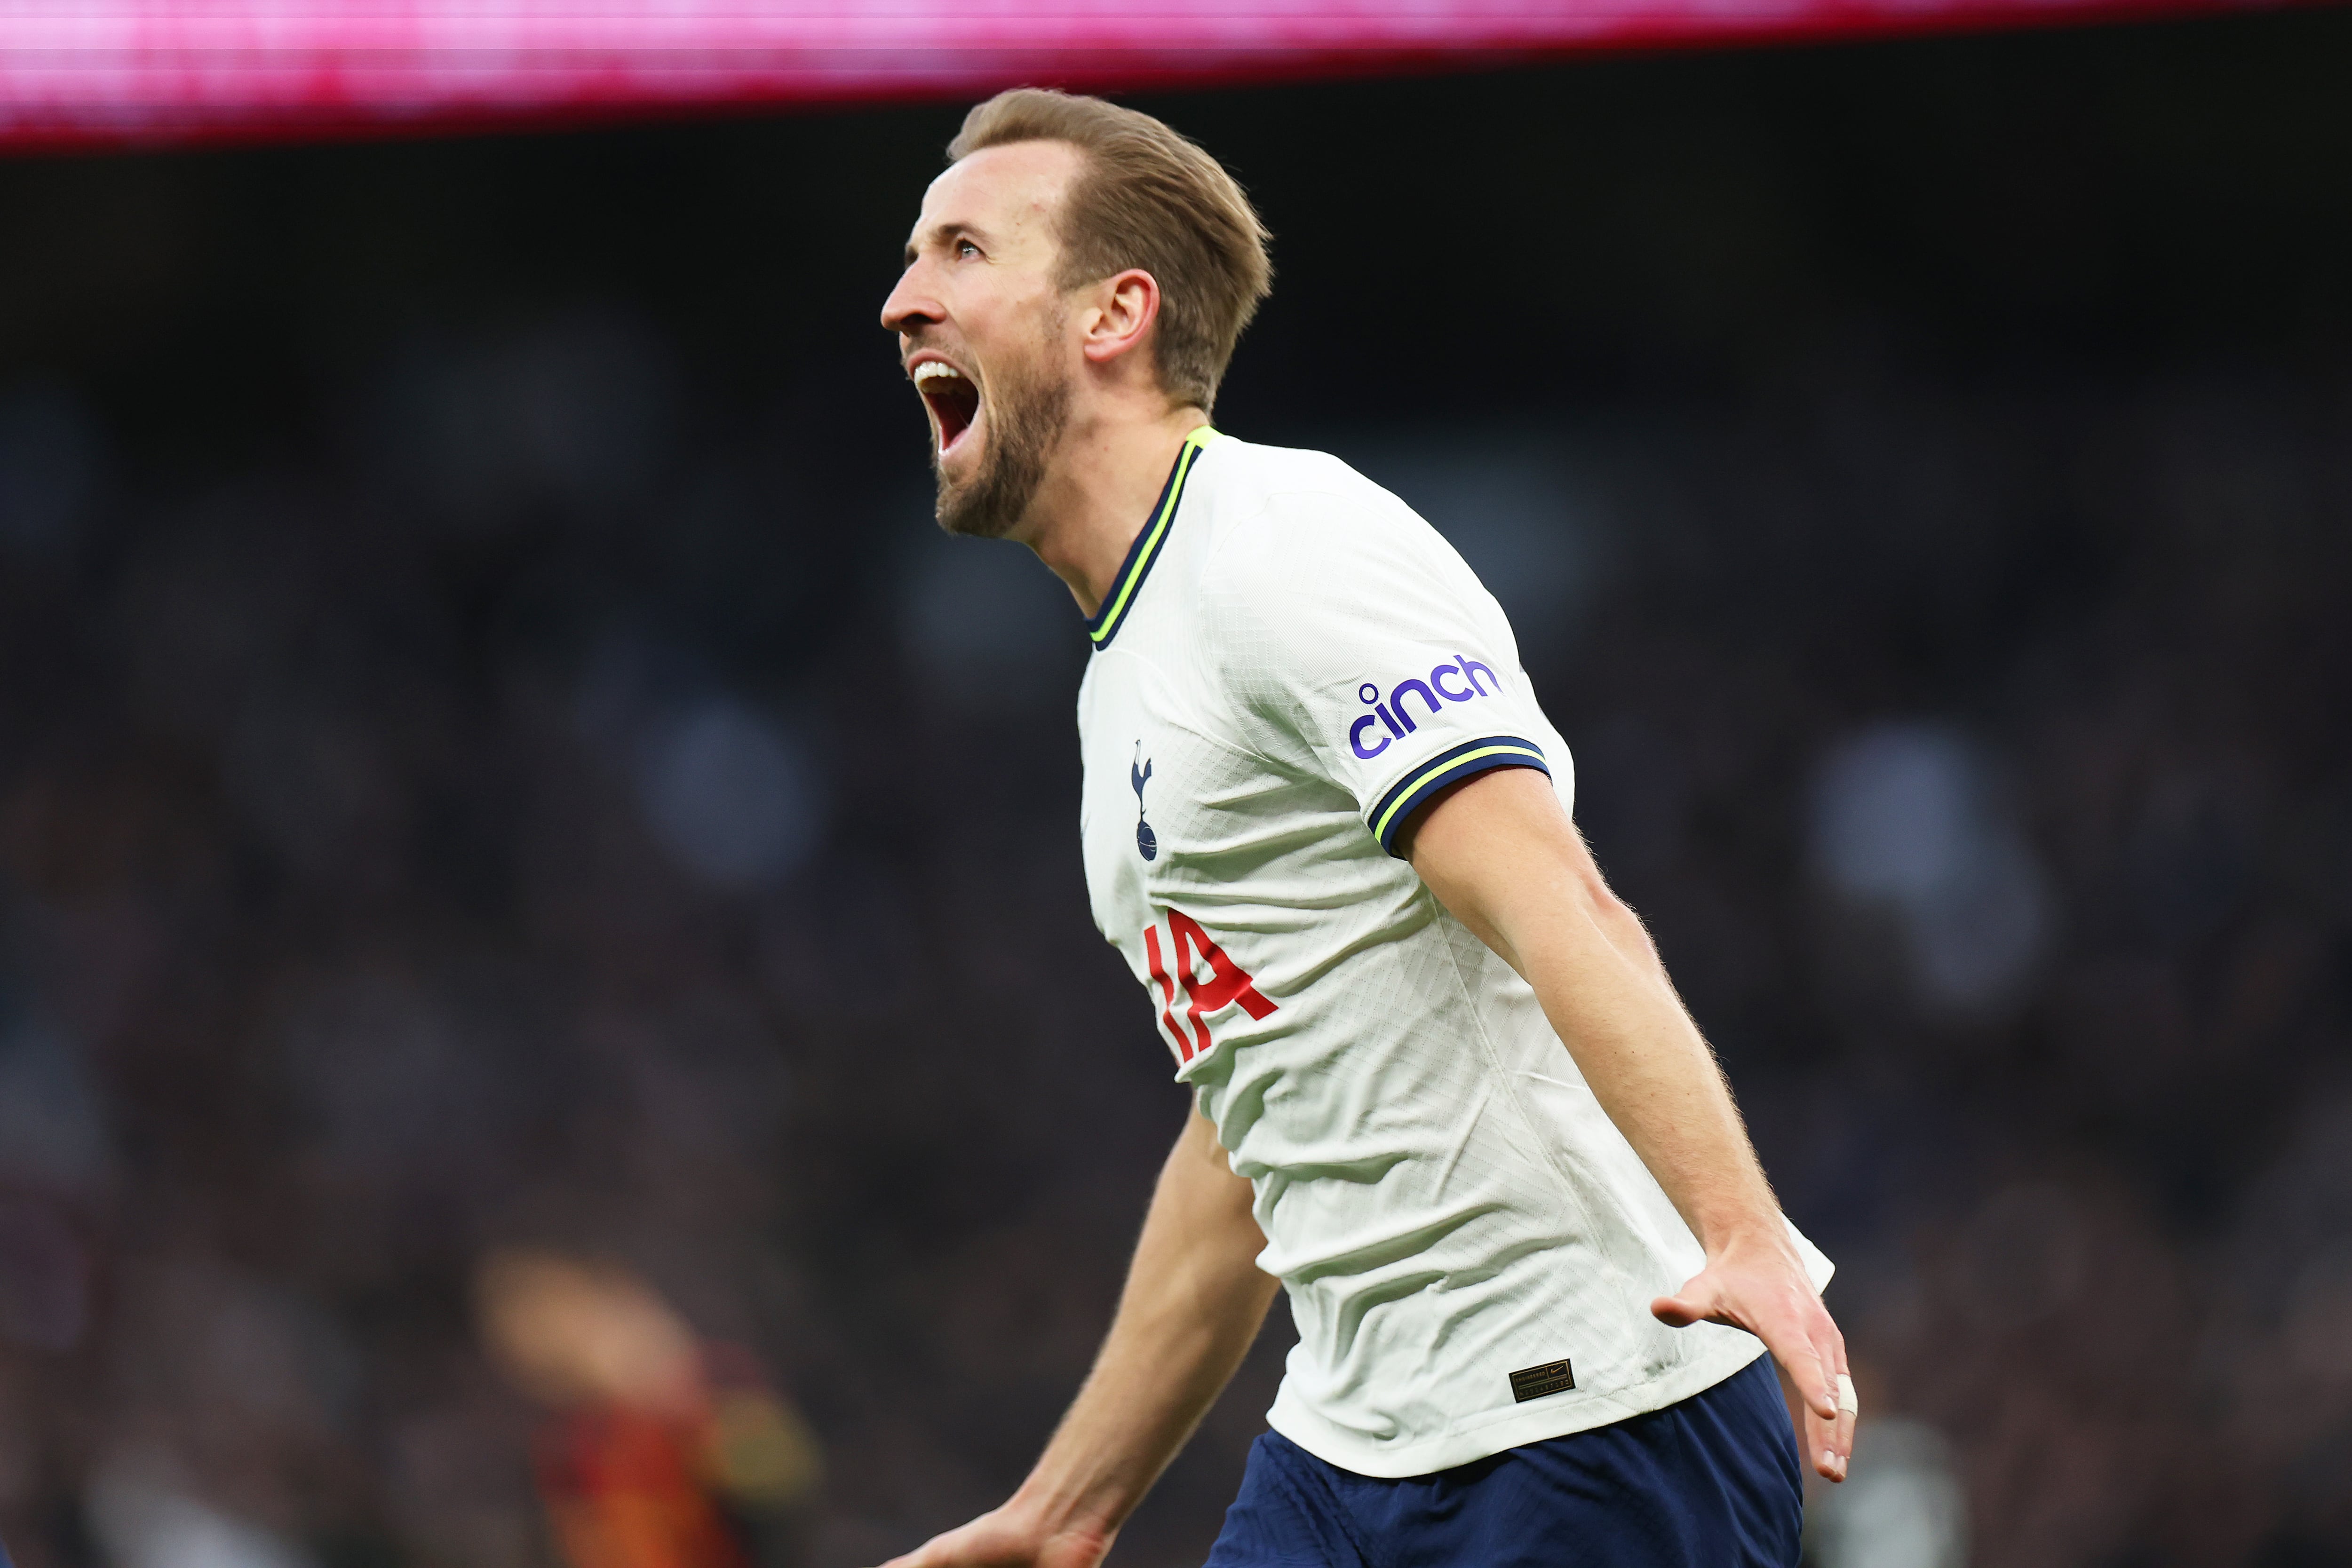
[934,341,1072,541]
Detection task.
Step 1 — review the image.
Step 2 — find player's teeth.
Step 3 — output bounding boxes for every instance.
[914,363,965,385]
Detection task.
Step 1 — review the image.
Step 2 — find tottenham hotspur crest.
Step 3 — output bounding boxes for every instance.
[1131,742,1157,861]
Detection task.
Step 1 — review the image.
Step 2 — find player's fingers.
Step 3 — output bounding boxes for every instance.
[1803,1340,1841,1421]
[1762,1328,1836,1421]
[1809,1333,1855,1481]
[1649,1278,1724,1328]
[1747,1299,1836,1420]
[1831,1341,1858,1478]
[1649,1290,1703,1327]
[1804,1390,1842,1482]
[1651,1267,1730,1329]
[1778,1299,1843,1419]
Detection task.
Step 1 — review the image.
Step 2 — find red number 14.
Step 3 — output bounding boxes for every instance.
[1143,908,1277,1064]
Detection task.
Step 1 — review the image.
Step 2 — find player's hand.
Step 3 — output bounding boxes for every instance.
[873,1502,1114,1568]
[1651,1228,1855,1483]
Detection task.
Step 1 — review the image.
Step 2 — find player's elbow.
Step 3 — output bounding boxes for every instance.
[1570,858,1662,964]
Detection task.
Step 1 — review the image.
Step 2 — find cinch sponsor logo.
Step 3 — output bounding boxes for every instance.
[1349,655,1500,760]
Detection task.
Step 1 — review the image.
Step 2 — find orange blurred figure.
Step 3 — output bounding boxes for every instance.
[476,1249,820,1568]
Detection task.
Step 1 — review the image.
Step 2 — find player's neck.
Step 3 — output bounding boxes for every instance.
[1024,404,1209,619]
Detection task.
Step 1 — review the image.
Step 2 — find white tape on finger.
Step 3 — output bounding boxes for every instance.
[1836,1372,1859,1418]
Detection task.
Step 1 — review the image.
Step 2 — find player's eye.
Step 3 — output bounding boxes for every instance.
[956,239,982,260]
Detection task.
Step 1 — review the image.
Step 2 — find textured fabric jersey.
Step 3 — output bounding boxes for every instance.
[1074,428,1832,1479]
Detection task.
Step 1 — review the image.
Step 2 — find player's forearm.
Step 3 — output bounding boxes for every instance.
[1009,1109,1279,1542]
[1408,771,1784,1253]
[1510,884,1782,1251]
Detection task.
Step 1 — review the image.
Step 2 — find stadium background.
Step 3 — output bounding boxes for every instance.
[2,7,2352,1565]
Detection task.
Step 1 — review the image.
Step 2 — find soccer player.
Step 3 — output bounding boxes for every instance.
[876,90,1854,1567]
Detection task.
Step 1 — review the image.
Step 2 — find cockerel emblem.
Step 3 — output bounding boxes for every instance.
[1131,744,1157,861]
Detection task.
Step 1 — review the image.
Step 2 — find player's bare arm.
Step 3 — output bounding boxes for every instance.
[1401,765,1857,1482]
[879,1107,1277,1568]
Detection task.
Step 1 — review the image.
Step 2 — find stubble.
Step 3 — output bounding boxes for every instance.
[933,325,1072,541]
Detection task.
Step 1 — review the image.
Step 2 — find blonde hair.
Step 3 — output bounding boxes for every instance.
[949,89,1273,414]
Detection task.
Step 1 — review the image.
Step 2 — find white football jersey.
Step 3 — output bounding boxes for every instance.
[1074,428,1831,1479]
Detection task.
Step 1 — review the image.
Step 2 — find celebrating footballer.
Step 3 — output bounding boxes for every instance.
[875,89,1855,1568]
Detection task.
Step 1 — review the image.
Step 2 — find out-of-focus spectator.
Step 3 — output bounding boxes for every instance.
[1806,1418,1967,1568]
[477,1251,819,1568]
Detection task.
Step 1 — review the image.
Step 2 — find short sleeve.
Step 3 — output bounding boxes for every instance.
[1200,490,1554,855]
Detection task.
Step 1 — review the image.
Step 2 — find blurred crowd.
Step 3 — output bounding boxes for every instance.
[0,16,2350,1568]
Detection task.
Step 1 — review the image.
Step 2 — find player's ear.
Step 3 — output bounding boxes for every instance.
[1080,268,1160,366]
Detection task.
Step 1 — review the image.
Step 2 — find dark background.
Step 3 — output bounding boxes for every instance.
[2,8,2351,1564]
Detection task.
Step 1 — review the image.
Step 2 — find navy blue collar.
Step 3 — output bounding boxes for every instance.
[1083,426,1216,652]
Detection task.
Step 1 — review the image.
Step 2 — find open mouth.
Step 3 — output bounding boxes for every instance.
[913,360,981,455]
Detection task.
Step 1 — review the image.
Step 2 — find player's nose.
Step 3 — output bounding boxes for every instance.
[880,267,940,336]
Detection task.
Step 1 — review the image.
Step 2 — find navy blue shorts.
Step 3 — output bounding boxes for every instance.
[1205,1355,1803,1568]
